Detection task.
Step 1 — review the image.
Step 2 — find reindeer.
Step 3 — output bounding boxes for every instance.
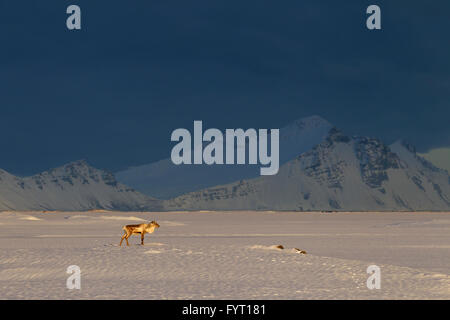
[119,221,160,246]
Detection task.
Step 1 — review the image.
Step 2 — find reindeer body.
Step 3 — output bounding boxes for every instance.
[119,221,160,246]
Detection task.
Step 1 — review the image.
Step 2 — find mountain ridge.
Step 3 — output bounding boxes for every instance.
[116,115,333,199]
[163,128,450,211]
[2,116,449,212]
[0,160,161,211]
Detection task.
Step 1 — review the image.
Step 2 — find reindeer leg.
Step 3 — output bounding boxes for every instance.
[125,232,130,246]
[141,233,145,245]
[119,233,126,246]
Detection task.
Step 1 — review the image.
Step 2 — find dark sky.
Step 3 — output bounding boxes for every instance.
[1,0,449,176]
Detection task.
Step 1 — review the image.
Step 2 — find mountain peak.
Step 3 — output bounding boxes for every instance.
[0,160,159,211]
[64,159,90,168]
[325,127,351,144]
[391,140,416,154]
[39,160,96,178]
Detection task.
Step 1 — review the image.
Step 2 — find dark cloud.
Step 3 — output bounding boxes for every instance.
[1,0,449,175]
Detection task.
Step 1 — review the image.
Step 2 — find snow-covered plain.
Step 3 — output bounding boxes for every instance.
[0,211,449,299]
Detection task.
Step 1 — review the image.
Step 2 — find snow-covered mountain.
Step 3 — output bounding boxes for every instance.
[116,115,333,199]
[0,160,160,211]
[163,128,450,211]
[3,117,448,212]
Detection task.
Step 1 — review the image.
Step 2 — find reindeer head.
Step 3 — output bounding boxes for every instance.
[148,220,160,228]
